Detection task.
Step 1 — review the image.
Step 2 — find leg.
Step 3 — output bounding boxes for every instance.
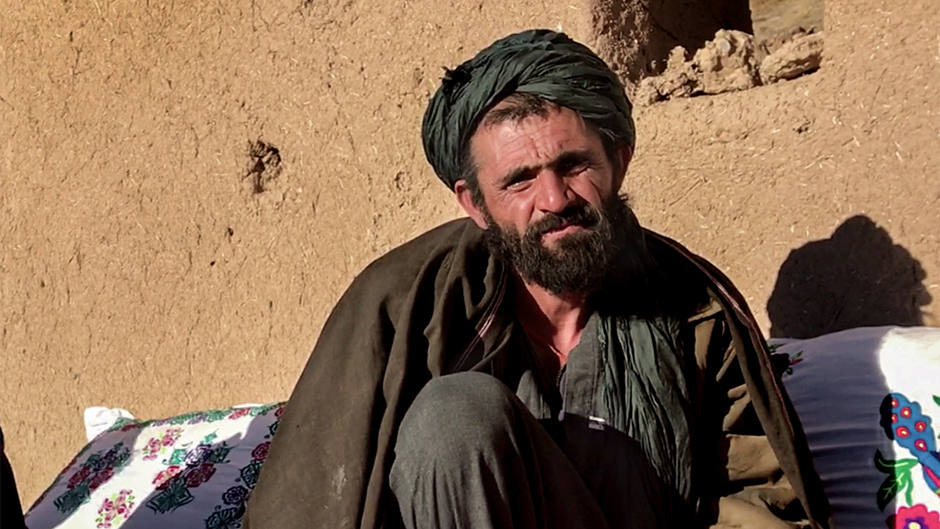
[559,415,684,528]
[389,372,609,529]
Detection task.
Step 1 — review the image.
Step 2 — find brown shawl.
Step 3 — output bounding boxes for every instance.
[243,218,833,529]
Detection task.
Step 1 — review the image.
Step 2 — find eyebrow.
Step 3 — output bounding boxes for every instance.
[496,149,596,189]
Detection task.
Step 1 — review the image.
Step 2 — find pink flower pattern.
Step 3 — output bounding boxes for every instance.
[88,467,114,491]
[95,489,135,528]
[68,466,92,489]
[185,463,217,488]
[251,442,270,461]
[887,504,940,529]
[152,465,183,490]
[142,428,183,461]
[228,408,251,420]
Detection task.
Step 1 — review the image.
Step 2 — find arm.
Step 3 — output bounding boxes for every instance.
[646,230,833,528]
[244,219,489,529]
[244,269,397,529]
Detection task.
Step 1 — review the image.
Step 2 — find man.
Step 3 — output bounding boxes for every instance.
[245,30,832,528]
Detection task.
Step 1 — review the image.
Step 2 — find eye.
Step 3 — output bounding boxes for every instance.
[505,176,534,191]
[501,170,536,191]
[557,156,592,176]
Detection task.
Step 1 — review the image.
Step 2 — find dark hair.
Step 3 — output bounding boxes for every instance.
[460,92,625,207]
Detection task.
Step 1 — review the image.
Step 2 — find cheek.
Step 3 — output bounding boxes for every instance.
[594,169,620,199]
[506,198,536,230]
[570,176,608,205]
[489,195,534,232]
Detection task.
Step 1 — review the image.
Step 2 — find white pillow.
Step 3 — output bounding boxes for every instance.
[25,402,285,529]
[83,407,136,441]
[775,326,940,529]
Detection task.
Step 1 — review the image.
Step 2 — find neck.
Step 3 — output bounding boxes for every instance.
[513,274,592,361]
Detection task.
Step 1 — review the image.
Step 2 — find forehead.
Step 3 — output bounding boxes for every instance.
[469,106,604,183]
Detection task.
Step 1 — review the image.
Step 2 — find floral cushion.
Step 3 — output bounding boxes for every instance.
[774,326,940,529]
[25,402,285,529]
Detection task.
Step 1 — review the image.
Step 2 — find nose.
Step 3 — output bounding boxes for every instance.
[534,171,573,213]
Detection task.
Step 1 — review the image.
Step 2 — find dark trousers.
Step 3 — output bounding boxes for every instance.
[389,372,663,529]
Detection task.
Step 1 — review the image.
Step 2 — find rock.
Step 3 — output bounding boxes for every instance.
[755,26,816,64]
[635,46,695,105]
[691,29,760,95]
[634,30,760,105]
[760,32,824,84]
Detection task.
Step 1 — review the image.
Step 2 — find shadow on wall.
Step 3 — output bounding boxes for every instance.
[767,215,932,339]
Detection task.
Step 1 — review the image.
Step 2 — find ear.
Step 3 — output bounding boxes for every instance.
[611,144,633,192]
[454,180,488,230]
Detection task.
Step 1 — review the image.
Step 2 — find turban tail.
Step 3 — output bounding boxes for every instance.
[421,29,636,189]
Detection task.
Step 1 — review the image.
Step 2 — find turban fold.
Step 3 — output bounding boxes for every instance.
[421,29,635,189]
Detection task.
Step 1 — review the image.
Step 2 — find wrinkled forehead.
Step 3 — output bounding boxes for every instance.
[478,94,561,128]
[469,105,605,181]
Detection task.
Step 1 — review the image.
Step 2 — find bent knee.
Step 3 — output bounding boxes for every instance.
[395,373,518,458]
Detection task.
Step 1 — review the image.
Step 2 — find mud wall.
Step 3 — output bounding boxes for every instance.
[1,0,598,504]
[2,0,938,506]
[626,0,939,336]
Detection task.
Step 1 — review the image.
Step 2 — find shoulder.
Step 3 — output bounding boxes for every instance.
[642,230,716,321]
[337,218,489,309]
[644,230,758,324]
[355,218,482,284]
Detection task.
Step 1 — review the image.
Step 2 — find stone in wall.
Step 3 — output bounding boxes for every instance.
[759,32,824,84]
[590,0,752,87]
[694,29,760,94]
[635,30,759,104]
[635,29,824,105]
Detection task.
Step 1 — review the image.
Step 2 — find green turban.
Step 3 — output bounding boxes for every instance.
[421,29,636,189]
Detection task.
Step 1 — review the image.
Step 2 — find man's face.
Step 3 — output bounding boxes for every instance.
[455,105,633,296]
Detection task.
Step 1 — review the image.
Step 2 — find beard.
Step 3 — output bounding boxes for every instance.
[481,194,643,297]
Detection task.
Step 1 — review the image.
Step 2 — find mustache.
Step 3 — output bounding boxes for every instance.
[525,204,602,240]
